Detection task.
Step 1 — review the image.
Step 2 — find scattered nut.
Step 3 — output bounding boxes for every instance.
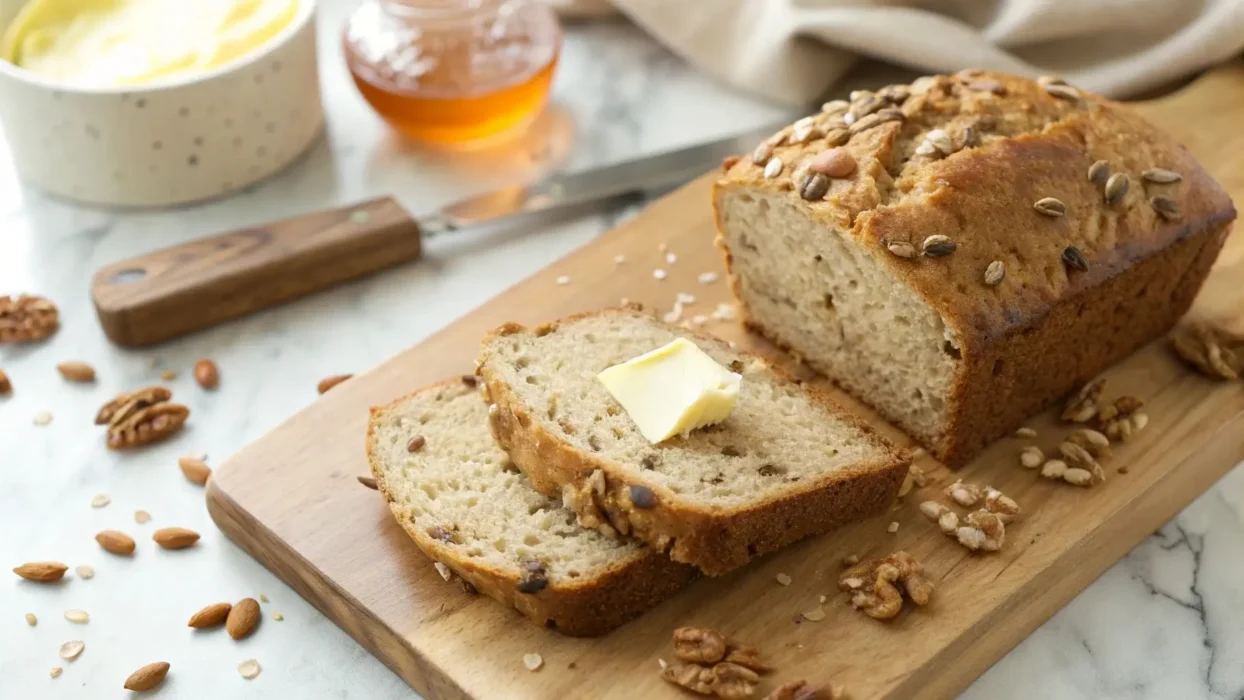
[194,359,220,389]
[64,609,89,624]
[226,598,261,640]
[1171,323,1242,380]
[152,527,200,550]
[188,602,232,628]
[775,573,792,586]
[1015,427,1038,439]
[0,294,59,343]
[1069,428,1111,458]
[56,361,96,383]
[710,661,761,699]
[983,487,1021,521]
[96,530,136,555]
[662,662,715,695]
[91,493,111,508]
[75,565,94,579]
[134,510,152,524]
[25,613,36,626]
[0,369,11,394]
[887,521,900,533]
[523,653,543,671]
[59,640,85,660]
[1019,446,1044,469]
[1063,378,1105,422]
[945,479,983,507]
[178,456,211,485]
[673,626,728,664]
[1041,459,1069,480]
[238,659,262,680]
[839,551,932,620]
[1064,468,1094,486]
[50,666,62,678]
[13,561,68,582]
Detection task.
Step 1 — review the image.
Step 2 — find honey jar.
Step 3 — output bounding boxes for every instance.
[343,0,562,146]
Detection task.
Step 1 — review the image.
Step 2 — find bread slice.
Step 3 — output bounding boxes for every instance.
[713,71,1235,466]
[366,379,697,636]
[478,307,910,576]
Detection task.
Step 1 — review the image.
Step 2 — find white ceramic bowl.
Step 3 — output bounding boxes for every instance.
[0,0,325,207]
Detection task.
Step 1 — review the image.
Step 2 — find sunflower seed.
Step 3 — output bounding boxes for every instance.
[790,123,821,144]
[926,129,954,155]
[1150,196,1182,220]
[851,95,884,118]
[876,107,904,123]
[1033,197,1067,217]
[886,240,918,259]
[970,79,1006,95]
[1062,246,1089,272]
[821,99,848,114]
[1143,168,1182,184]
[878,84,910,103]
[799,173,831,200]
[1037,75,1066,87]
[849,114,881,134]
[984,260,1006,286]
[763,158,783,179]
[1105,173,1129,206]
[64,610,89,624]
[1088,160,1111,185]
[922,235,957,257]
[960,126,978,149]
[751,142,774,165]
[1044,83,1080,101]
[824,128,850,147]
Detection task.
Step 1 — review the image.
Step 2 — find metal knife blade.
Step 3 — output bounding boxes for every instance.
[418,119,791,236]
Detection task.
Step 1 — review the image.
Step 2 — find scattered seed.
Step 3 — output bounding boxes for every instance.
[50,667,62,678]
[523,653,544,671]
[1142,168,1182,184]
[984,260,1006,286]
[1041,459,1068,479]
[629,485,658,509]
[1033,197,1066,217]
[653,269,667,281]
[776,573,792,586]
[921,235,956,257]
[1088,160,1111,185]
[406,435,426,453]
[33,411,52,426]
[59,640,85,660]
[887,521,900,533]
[25,613,36,626]
[64,609,89,624]
[91,494,110,508]
[1015,427,1038,439]
[801,607,826,622]
[886,240,918,259]
[555,275,571,286]
[799,173,831,200]
[56,362,96,383]
[763,158,783,179]
[75,565,94,579]
[665,252,678,265]
[134,510,151,524]
[1150,196,1182,221]
[273,612,284,621]
[1062,246,1089,273]
[697,272,719,284]
[357,476,378,490]
[238,659,261,680]
[1105,173,1129,206]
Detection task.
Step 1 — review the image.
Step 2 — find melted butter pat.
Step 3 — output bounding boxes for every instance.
[1,0,300,86]
[598,338,743,444]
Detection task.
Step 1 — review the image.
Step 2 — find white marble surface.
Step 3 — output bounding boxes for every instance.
[1,5,1242,700]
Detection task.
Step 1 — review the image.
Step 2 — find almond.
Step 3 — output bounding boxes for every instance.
[193,359,219,389]
[56,361,96,383]
[124,661,170,691]
[226,598,261,640]
[188,602,232,628]
[13,561,68,582]
[317,374,352,394]
[178,456,211,485]
[153,527,200,550]
[96,530,136,555]
[0,368,12,394]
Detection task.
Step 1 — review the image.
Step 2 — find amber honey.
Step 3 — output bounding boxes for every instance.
[343,0,562,146]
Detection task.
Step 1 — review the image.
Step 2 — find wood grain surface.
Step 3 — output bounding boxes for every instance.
[207,63,1244,700]
[91,196,422,347]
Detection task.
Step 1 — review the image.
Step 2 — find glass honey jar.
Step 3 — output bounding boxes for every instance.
[343,0,562,146]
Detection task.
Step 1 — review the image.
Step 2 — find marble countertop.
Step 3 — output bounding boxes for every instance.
[2,6,1242,699]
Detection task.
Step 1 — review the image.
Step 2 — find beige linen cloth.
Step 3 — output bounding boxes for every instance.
[546,0,1244,104]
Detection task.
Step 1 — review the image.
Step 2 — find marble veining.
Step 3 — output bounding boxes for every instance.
[2,5,1242,699]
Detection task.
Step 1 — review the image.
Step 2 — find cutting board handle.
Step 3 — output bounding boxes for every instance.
[91,197,423,347]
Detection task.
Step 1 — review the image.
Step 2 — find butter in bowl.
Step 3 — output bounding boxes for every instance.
[0,0,325,207]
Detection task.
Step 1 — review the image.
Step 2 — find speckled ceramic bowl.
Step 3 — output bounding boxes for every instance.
[0,0,324,207]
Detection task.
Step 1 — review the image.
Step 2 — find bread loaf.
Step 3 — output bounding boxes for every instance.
[713,71,1236,466]
[366,379,696,636]
[478,307,909,576]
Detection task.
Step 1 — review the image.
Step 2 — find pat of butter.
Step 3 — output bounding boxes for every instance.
[598,338,742,444]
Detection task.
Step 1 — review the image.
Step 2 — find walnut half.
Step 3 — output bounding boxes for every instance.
[96,387,189,450]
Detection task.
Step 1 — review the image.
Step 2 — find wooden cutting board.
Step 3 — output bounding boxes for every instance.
[207,62,1244,700]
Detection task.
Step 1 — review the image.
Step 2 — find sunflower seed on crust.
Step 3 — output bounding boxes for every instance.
[983,260,1005,286]
[1034,197,1067,217]
[1142,168,1182,184]
[1062,246,1089,273]
[1150,196,1181,221]
[751,142,774,165]
[885,240,918,259]
[1088,160,1111,185]
[1105,173,1129,206]
[1044,83,1080,101]
[921,235,956,257]
[799,173,830,201]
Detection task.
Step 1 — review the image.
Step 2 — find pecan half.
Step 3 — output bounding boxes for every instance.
[0,294,59,343]
[673,627,727,664]
[709,662,760,699]
[106,403,189,449]
[95,387,172,425]
[723,642,771,673]
[661,662,715,695]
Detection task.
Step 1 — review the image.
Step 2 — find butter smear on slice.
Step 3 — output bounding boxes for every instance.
[597,338,742,444]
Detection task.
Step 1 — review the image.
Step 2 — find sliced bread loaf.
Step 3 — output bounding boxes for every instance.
[478,307,910,576]
[366,379,697,636]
